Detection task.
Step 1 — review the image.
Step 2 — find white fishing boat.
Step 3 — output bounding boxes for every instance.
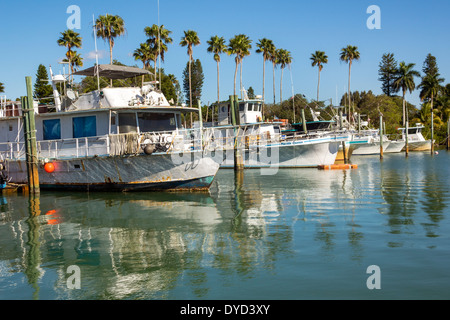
[205,94,342,168]
[0,64,220,191]
[350,130,391,155]
[398,124,434,151]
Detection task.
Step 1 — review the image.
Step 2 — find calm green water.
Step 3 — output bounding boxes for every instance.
[1,151,450,300]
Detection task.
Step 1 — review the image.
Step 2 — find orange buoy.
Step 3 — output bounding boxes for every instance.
[44,162,55,173]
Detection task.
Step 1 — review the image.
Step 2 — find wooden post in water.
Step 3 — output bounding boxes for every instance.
[197,100,203,147]
[230,95,243,170]
[301,108,307,134]
[431,109,434,154]
[338,108,343,130]
[22,76,40,193]
[447,120,450,151]
[379,115,383,159]
[405,121,409,157]
[358,113,361,133]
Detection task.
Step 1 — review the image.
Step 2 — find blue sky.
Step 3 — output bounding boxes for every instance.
[1,0,449,108]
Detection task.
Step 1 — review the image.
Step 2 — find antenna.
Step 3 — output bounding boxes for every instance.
[93,14,100,91]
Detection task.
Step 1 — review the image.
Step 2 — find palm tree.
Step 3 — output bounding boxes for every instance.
[228,34,252,98]
[95,14,126,65]
[62,50,84,80]
[268,44,278,104]
[207,35,226,122]
[256,38,275,116]
[339,45,360,124]
[0,82,4,93]
[393,62,420,125]
[57,29,82,80]
[277,49,292,103]
[180,30,200,111]
[133,42,155,86]
[144,24,173,88]
[310,51,328,101]
[418,73,444,111]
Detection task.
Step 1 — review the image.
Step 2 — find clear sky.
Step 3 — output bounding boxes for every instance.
[1,0,449,108]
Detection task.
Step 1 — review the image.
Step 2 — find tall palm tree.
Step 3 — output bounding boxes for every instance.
[339,45,360,124]
[95,14,126,65]
[228,34,252,98]
[268,44,278,104]
[144,24,173,88]
[277,49,292,103]
[393,61,420,125]
[418,73,444,111]
[310,51,328,101]
[256,38,275,116]
[207,36,226,106]
[180,30,200,110]
[133,42,155,86]
[57,29,82,80]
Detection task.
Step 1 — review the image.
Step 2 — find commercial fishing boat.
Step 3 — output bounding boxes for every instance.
[204,94,342,168]
[0,64,220,191]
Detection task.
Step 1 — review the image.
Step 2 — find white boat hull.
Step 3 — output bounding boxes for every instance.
[406,140,433,151]
[384,140,406,153]
[219,139,340,168]
[351,141,390,155]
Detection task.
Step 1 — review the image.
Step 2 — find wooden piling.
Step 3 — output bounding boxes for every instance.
[431,110,434,154]
[301,108,307,134]
[22,77,40,194]
[379,115,383,159]
[230,95,243,170]
[405,121,409,157]
[447,120,450,151]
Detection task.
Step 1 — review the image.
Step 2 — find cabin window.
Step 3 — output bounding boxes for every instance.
[43,119,61,140]
[239,103,245,112]
[73,116,97,138]
[118,113,137,133]
[138,112,177,132]
[247,103,253,111]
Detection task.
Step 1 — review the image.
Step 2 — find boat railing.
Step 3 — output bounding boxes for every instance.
[0,97,22,118]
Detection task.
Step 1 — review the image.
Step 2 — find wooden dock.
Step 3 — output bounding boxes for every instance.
[1,184,29,195]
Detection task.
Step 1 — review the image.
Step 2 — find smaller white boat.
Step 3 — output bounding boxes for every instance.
[398,124,434,151]
[350,130,391,155]
[384,140,406,153]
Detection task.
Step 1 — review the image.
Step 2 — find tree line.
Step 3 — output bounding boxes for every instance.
[25,13,449,144]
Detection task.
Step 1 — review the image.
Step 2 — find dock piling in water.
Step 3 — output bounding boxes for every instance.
[21,77,40,194]
[230,95,243,170]
[405,121,409,156]
[379,115,383,159]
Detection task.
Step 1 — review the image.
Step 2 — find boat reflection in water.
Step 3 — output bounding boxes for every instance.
[1,152,449,299]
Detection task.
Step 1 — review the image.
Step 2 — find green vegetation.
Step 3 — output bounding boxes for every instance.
[182,59,204,107]
[34,64,53,101]
[0,82,4,93]
[57,29,82,75]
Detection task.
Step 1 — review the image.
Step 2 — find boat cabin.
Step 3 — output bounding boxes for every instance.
[0,64,198,160]
[216,96,263,126]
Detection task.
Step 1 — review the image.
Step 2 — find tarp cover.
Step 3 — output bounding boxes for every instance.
[73,64,151,79]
